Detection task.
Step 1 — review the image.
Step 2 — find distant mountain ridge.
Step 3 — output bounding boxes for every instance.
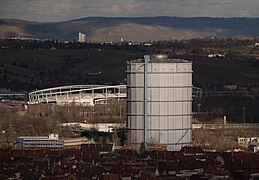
[0,17,259,41]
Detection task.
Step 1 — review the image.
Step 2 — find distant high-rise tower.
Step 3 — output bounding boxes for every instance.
[79,32,86,43]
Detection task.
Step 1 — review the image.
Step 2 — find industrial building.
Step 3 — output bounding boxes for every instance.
[16,133,64,149]
[126,54,193,151]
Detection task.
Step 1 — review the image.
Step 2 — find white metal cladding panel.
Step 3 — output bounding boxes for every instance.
[148,88,192,102]
[160,131,168,144]
[130,88,136,100]
[136,102,144,115]
[149,88,159,101]
[175,103,183,115]
[131,74,144,87]
[147,129,191,145]
[168,116,175,128]
[131,130,144,144]
[148,74,160,87]
[159,88,168,101]
[187,73,192,85]
[168,129,190,144]
[129,73,135,86]
[159,116,169,129]
[173,73,188,86]
[150,101,159,115]
[174,116,191,128]
[180,101,190,114]
[148,73,190,87]
[126,90,131,108]
[148,131,166,143]
[153,74,168,87]
[188,115,192,128]
[148,101,191,115]
[128,101,134,114]
[129,101,143,115]
[129,87,141,102]
[149,116,160,129]
[175,117,183,128]
[135,88,144,101]
[159,102,168,115]
[129,116,143,130]
[147,117,191,145]
[127,102,131,117]
[134,116,141,130]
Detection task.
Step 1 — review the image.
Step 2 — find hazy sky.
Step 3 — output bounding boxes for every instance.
[1,0,259,22]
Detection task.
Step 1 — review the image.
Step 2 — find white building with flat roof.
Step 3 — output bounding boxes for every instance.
[16,133,64,149]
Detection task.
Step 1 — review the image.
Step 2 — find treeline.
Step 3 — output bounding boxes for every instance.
[0,101,126,148]
[0,37,256,51]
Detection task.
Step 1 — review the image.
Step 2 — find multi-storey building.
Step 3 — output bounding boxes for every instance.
[16,133,64,149]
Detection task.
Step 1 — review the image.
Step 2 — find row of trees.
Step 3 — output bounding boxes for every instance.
[0,101,126,148]
[1,102,253,151]
[0,37,256,51]
[192,129,243,152]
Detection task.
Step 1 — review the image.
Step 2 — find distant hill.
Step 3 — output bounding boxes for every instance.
[0,17,259,41]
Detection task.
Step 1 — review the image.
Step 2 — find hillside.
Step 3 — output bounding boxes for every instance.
[1,17,259,41]
[1,48,259,91]
[0,49,143,90]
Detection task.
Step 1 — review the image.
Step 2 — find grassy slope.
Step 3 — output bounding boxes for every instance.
[193,59,259,84]
[0,49,143,89]
[1,48,259,90]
